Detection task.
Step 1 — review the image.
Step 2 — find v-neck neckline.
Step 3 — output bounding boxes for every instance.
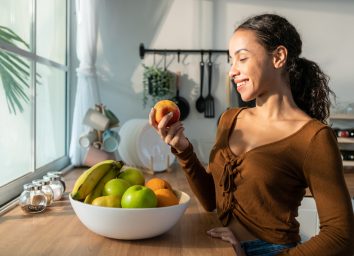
[226,107,315,158]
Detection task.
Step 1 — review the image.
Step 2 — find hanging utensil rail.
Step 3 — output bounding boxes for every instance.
[139,43,229,62]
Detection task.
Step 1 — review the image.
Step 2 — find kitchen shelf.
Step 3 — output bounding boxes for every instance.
[330,114,354,120]
[329,115,354,170]
[343,161,354,167]
[337,137,354,144]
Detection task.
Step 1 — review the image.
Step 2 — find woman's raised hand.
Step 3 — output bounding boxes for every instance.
[149,108,189,153]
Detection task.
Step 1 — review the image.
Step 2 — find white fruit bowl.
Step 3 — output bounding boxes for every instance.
[69,190,190,240]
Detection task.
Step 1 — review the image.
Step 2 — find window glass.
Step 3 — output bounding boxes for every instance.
[36,64,66,168]
[0,54,32,186]
[36,0,66,64]
[0,0,31,51]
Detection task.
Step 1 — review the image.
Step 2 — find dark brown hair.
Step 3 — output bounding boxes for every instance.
[236,14,334,123]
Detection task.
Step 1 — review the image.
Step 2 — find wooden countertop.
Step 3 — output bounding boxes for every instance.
[0,164,235,256]
[1,164,353,256]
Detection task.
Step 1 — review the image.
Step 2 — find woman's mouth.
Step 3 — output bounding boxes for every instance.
[235,79,249,92]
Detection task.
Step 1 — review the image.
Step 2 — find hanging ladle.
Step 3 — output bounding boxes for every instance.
[195,52,205,113]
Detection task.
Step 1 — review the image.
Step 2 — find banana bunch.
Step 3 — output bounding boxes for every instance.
[71,160,124,201]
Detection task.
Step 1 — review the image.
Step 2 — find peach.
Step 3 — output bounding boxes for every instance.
[153,100,180,126]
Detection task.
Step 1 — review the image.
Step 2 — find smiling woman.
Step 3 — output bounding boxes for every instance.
[0,0,70,206]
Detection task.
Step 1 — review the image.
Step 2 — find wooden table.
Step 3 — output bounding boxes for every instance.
[0,164,235,256]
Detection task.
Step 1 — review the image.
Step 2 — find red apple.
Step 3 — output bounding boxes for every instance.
[154,100,180,126]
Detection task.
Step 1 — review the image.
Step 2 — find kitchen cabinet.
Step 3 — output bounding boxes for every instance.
[329,114,354,169]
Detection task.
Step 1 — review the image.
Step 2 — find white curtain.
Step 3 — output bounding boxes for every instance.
[69,0,101,166]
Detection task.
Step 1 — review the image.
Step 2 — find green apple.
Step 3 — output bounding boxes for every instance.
[121,185,157,208]
[103,178,130,198]
[118,167,145,186]
[92,195,121,208]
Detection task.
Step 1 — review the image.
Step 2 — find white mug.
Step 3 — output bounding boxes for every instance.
[102,129,120,153]
[83,108,110,131]
[79,130,98,148]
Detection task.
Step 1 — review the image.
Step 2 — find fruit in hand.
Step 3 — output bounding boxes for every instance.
[121,185,157,208]
[118,167,145,186]
[145,177,172,191]
[92,195,121,208]
[71,160,124,201]
[154,188,179,207]
[154,100,180,126]
[103,178,130,198]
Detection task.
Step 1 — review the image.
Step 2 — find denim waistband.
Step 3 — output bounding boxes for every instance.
[240,239,297,256]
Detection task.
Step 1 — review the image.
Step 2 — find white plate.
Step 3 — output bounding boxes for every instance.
[136,122,175,172]
[118,119,140,165]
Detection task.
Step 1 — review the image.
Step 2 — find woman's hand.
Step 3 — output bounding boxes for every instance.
[149,108,189,153]
[207,227,246,256]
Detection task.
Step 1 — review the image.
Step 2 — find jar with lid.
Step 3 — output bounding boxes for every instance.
[19,184,47,214]
[32,179,54,206]
[43,175,64,200]
[47,171,66,192]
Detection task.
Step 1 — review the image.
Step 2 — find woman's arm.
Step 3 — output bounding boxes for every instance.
[282,127,354,256]
[149,108,216,211]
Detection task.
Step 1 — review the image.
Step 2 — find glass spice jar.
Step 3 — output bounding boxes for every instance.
[32,179,54,206]
[46,171,66,192]
[43,175,64,201]
[19,184,47,214]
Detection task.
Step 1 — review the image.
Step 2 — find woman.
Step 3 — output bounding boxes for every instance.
[149,14,354,256]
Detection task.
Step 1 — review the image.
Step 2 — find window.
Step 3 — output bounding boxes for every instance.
[0,0,70,205]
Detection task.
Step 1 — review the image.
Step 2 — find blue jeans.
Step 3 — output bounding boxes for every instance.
[240,239,297,256]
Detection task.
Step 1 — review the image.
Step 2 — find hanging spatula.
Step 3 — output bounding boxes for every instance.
[196,53,205,113]
[204,57,215,118]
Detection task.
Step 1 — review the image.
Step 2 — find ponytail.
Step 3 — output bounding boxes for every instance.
[287,57,334,124]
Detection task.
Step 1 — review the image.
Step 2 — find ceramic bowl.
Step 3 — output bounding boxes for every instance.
[69,190,190,240]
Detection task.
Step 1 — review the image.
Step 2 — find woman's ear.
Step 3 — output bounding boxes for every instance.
[272,45,287,69]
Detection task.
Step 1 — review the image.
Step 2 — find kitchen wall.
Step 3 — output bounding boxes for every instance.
[70,0,354,163]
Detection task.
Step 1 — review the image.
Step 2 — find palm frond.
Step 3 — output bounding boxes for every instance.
[0,26,31,114]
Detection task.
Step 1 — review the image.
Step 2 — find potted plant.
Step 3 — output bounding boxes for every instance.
[142,64,174,108]
[0,26,32,114]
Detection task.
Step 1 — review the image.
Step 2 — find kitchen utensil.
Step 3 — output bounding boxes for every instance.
[171,71,190,121]
[204,59,215,118]
[196,54,205,113]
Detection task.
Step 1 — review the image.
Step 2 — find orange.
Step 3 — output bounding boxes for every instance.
[145,178,172,192]
[154,188,179,207]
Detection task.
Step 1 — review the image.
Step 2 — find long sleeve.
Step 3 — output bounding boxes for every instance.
[171,142,216,211]
[282,127,354,256]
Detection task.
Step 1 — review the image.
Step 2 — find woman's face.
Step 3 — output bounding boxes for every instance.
[228,29,277,102]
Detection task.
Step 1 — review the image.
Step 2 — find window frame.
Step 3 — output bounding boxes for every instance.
[0,0,72,207]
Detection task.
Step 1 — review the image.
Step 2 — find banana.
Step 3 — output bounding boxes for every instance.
[84,167,119,204]
[71,160,124,201]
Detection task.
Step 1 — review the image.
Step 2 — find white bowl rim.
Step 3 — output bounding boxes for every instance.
[69,189,190,211]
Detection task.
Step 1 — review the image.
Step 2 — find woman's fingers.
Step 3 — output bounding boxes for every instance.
[164,122,183,144]
[149,108,157,128]
[207,227,238,245]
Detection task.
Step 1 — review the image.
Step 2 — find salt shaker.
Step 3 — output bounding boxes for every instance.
[32,179,54,206]
[47,171,66,192]
[19,184,47,214]
[43,175,64,200]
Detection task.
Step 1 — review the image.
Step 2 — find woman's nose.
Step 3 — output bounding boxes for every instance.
[229,63,240,79]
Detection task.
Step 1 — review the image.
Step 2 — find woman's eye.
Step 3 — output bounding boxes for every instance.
[240,58,247,62]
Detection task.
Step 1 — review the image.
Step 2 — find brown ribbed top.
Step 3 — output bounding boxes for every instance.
[172,108,354,256]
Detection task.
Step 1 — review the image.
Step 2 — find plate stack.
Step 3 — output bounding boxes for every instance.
[118,119,175,172]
